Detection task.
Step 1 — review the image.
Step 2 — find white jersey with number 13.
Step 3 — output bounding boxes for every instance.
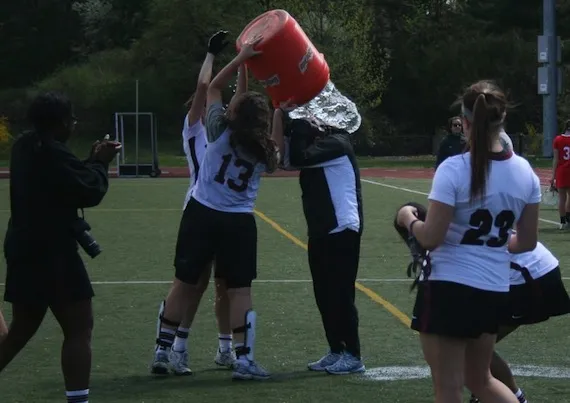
[191,103,268,213]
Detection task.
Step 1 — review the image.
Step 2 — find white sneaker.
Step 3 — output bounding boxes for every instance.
[232,359,271,380]
[308,351,342,372]
[325,352,365,375]
[150,347,170,375]
[560,222,568,230]
[215,349,236,369]
[169,349,192,376]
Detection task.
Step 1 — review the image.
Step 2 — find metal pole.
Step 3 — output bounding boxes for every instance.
[120,115,125,163]
[543,0,557,157]
[114,113,120,176]
[135,80,139,177]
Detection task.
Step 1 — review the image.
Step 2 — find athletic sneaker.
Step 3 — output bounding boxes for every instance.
[469,396,480,403]
[560,222,568,230]
[169,349,192,376]
[325,352,365,375]
[308,351,342,371]
[232,360,271,380]
[150,347,170,375]
[215,349,236,368]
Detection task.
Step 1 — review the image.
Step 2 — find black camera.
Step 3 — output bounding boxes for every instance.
[72,218,101,259]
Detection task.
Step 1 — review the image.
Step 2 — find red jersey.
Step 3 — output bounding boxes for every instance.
[554,134,570,170]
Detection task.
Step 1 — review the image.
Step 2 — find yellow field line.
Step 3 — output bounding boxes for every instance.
[253,209,412,328]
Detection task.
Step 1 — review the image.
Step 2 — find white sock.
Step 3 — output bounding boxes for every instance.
[218,333,232,352]
[172,327,190,352]
[66,389,89,403]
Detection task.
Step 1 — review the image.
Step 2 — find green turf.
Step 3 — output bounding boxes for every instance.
[0,176,569,402]
[0,137,555,170]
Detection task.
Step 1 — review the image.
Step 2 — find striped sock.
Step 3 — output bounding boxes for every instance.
[218,333,232,352]
[515,389,527,403]
[66,389,89,403]
[172,327,190,352]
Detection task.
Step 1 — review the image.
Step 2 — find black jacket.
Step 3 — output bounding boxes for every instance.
[286,118,363,238]
[4,132,109,261]
[288,120,351,167]
[435,134,466,169]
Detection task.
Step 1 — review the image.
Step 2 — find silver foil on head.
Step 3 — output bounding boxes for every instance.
[288,80,362,134]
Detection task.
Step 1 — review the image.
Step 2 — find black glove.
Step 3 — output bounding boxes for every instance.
[208,30,229,55]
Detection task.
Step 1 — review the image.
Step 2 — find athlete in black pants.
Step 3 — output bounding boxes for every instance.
[273,109,364,375]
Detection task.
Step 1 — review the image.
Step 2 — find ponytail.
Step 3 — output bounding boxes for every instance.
[457,80,509,202]
[467,93,491,201]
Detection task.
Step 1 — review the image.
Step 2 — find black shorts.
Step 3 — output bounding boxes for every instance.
[411,280,509,338]
[506,267,570,326]
[4,250,94,306]
[174,198,257,288]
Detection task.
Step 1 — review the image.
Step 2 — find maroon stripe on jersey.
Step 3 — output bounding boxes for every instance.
[489,149,513,161]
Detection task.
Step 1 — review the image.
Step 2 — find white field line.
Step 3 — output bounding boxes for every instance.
[362,365,570,381]
[362,179,561,226]
[0,277,568,287]
[0,278,411,287]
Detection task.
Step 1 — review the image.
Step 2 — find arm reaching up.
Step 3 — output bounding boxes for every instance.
[207,36,262,111]
[188,30,229,125]
[232,64,248,101]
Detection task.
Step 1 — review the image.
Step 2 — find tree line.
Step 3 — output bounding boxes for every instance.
[1,0,570,156]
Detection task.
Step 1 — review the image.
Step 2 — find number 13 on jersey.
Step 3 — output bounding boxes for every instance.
[214,153,255,192]
[460,209,515,247]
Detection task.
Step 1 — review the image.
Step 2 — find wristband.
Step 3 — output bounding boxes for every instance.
[409,219,421,237]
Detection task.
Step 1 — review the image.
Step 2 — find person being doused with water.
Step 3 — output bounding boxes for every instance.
[273,105,365,375]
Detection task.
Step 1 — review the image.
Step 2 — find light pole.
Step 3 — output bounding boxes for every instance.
[539,0,559,157]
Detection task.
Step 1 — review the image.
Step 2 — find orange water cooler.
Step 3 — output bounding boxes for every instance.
[236,10,330,108]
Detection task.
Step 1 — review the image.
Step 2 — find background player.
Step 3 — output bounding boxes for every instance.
[435,116,465,169]
[470,239,570,403]
[550,120,570,229]
[396,80,540,403]
[152,30,237,376]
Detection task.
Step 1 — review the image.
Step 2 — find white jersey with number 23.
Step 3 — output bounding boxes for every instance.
[428,151,541,292]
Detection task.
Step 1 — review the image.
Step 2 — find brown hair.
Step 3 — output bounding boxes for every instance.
[227,91,277,171]
[460,80,508,201]
[564,119,570,132]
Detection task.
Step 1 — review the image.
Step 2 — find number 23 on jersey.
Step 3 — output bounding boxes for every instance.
[214,153,255,192]
[460,209,515,247]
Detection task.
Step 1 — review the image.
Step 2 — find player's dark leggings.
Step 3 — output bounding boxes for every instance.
[308,229,361,358]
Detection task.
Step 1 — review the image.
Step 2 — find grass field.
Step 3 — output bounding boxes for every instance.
[0,173,569,402]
